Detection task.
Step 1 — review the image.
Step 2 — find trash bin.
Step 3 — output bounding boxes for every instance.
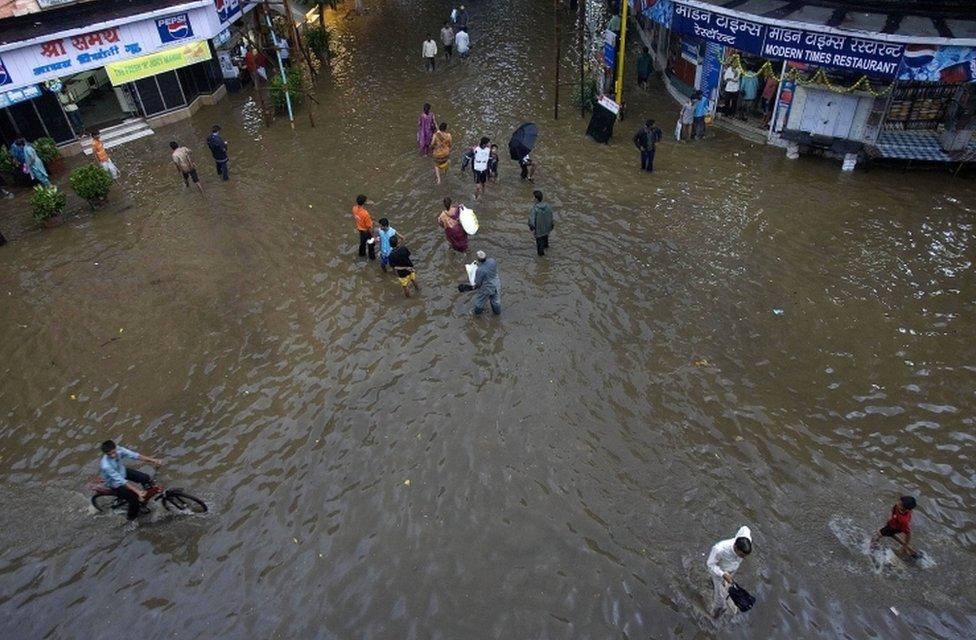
[587,96,620,144]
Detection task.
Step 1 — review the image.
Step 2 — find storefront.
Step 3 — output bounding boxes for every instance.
[632,0,976,167]
[0,1,254,150]
[209,1,260,92]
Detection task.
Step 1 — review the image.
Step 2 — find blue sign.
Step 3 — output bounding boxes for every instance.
[214,0,241,24]
[645,0,906,78]
[156,13,194,44]
[604,42,616,71]
[701,42,723,111]
[0,56,12,87]
[671,3,765,55]
[0,84,41,108]
[761,26,902,77]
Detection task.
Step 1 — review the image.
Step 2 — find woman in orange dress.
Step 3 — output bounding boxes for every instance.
[431,122,452,184]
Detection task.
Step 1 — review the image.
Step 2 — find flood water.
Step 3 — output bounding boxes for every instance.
[2,1,976,638]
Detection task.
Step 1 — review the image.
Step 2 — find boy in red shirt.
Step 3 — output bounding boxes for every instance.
[871,495,918,558]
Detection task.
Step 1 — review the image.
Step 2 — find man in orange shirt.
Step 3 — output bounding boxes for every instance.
[353,194,375,260]
[90,131,119,179]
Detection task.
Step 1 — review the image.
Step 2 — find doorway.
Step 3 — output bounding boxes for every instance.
[59,68,140,133]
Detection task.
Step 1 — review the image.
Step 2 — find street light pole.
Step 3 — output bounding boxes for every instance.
[554,0,561,120]
[579,0,585,118]
[614,0,628,105]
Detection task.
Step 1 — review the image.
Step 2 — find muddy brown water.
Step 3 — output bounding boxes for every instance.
[1,2,975,638]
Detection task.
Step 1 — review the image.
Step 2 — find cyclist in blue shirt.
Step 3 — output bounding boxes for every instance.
[99,440,163,521]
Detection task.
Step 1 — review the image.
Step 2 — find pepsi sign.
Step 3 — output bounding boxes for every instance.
[214,0,242,24]
[156,13,194,44]
[0,56,12,86]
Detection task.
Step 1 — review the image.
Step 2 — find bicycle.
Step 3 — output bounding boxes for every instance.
[87,467,208,517]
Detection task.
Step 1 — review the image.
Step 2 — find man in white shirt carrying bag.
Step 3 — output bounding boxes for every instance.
[706,525,752,618]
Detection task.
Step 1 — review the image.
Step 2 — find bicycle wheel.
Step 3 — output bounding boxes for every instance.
[91,494,123,513]
[162,491,208,514]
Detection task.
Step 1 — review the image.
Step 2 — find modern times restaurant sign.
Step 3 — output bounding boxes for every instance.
[643,0,905,77]
[0,6,217,92]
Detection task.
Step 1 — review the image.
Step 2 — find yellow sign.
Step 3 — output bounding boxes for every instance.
[105,42,211,86]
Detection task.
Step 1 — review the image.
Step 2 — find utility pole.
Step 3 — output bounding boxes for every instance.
[614,0,628,105]
[282,0,317,127]
[554,0,560,119]
[579,0,585,118]
[253,3,270,126]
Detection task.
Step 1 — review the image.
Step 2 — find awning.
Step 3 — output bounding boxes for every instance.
[664,0,976,44]
[0,0,212,49]
[638,0,976,80]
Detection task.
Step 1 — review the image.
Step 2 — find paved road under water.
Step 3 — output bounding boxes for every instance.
[1,1,975,638]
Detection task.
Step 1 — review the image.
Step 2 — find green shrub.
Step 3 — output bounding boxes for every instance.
[269,68,304,110]
[571,75,599,112]
[69,164,113,207]
[0,146,19,175]
[33,137,60,164]
[29,185,67,222]
[306,25,330,57]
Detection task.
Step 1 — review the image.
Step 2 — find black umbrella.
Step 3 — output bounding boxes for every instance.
[509,122,539,161]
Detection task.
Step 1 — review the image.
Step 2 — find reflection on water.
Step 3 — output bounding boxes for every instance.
[1,1,976,638]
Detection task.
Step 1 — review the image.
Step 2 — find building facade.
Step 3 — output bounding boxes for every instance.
[631,0,976,167]
[0,0,259,152]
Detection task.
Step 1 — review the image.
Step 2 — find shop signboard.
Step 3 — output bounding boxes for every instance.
[156,13,195,44]
[760,27,902,77]
[899,45,976,83]
[0,84,41,108]
[105,41,212,86]
[671,3,765,55]
[0,7,212,91]
[643,0,906,78]
[214,0,242,24]
[213,28,232,48]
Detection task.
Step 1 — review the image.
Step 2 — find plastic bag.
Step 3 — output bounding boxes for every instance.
[674,119,682,141]
[465,262,478,287]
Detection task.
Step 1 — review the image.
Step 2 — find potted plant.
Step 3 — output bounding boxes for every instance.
[0,145,19,177]
[69,164,112,209]
[33,136,64,174]
[29,184,67,228]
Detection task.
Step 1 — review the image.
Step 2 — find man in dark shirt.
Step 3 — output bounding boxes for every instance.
[636,46,653,90]
[633,119,663,172]
[207,125,229,181]
[528,190,554,257]
[388,236,420,297]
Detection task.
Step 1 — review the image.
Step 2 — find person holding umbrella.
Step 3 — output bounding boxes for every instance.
[509,122,538,183]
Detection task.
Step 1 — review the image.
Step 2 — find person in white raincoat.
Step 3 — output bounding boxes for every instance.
[706,525,752,617]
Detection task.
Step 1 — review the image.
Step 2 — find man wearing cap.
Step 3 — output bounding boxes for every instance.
[472,250,501,315]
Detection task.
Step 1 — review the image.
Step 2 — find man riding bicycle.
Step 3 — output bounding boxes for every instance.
[99,440,163,521]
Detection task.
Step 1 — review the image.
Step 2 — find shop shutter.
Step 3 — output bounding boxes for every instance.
[7,101,46,141]
[33,91,74,143]
[133,77,165,115]
[177,66,200,102]
[157,71,186,111]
